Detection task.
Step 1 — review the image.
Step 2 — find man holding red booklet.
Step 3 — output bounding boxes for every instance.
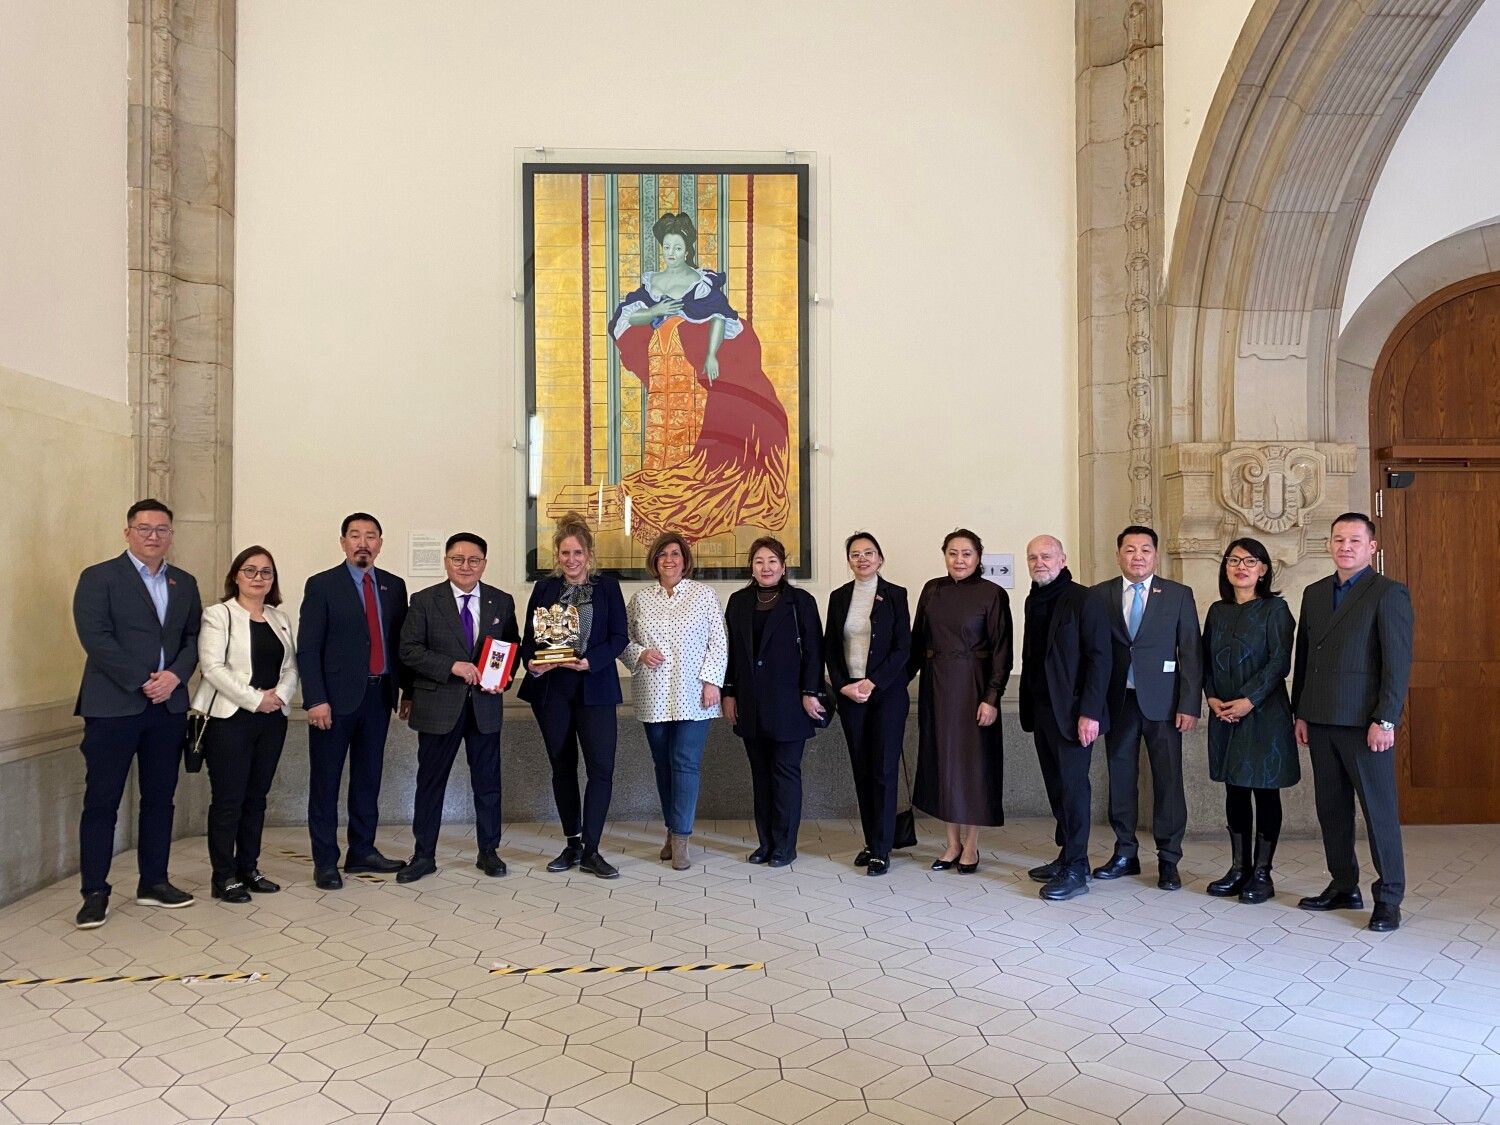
[395,532,519,883]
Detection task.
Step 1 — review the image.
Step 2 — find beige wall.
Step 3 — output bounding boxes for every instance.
[0,0,131,725]
[1162,0,1254,266]
[0,0,128,402]
[233,1,1078,614]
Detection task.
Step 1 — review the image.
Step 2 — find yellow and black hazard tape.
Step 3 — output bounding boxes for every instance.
[490,962,763,977]
[3,971,264,988]
[279,849,385,882]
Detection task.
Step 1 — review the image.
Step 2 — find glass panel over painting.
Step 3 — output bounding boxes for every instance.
[523,163,810,579]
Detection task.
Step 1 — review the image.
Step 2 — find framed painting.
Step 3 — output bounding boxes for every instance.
[522,162,811,579]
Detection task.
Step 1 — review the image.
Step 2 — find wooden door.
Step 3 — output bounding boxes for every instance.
[1371,273,1500,824]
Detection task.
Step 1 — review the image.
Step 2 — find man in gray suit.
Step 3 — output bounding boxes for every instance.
[395,533,520,883]
[1092,525,1202,890]
[71,499,202,928]
[1292,512,1413,932]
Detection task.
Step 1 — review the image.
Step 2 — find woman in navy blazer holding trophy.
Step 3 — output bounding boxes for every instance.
[721,536,827,867]
[824,532,912,876]
[519,513,629,879]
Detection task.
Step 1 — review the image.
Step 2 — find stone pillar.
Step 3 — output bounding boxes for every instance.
[128,0,234,585]
[1076,0,1166,581]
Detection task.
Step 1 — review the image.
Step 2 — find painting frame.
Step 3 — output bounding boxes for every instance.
[521,161,811,581]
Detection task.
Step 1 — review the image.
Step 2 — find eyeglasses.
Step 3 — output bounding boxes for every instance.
[447,555,486,569]
[130,525,173,538]
[239,566,275,580]
[1224,556,1261,569]
[849,550,880,561]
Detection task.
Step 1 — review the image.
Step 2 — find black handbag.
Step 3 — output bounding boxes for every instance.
[893,744,919,850]
[791,592,834,729]
[183,606,232,773]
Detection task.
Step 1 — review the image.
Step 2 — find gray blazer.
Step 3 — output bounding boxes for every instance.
[1292,570,1413,728]
[399,581,519,736]
[72,552,202,717]
[1093,575,1203,723]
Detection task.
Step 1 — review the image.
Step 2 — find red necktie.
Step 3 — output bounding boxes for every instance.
[363,571,384,675]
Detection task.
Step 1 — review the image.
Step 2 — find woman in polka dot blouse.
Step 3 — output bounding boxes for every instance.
[622,532,729,870]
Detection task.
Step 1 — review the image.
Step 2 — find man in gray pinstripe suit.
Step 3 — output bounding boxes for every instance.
[1292,513,1414,933]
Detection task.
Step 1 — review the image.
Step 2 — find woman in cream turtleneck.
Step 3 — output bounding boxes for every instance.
[823,533,912,875]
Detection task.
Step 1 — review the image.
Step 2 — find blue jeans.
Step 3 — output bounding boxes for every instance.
[644,720,710,835]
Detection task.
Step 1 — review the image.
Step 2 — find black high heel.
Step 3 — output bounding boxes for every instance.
[931,853,960,871]
[957,852,980,874]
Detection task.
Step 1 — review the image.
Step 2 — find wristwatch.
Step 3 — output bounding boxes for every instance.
[1375,720,1395,732]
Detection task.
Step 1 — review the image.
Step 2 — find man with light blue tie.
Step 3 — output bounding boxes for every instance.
[71,499,202,928]
[1091,525,1203,890]
[395,533,519,883]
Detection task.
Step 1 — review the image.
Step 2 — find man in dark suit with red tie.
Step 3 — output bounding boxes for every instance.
[297,513,411,889]
[395,533,520,883]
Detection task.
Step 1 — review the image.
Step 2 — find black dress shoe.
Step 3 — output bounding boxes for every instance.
[579,852,620,879]
[866,857,890,877]
[475,851,507,878]
[344,851,404,874]
[957,854,980,874]
[1040,868,1090,901]
[314,866,344,890]
[854,848,871,867]
[136,881,194,908]
[547,839,583,873]
[931,854,960,871]
[1092,853,1141,880]
[239,870,280,894]
[211,878,251,904]
[1157,862,1182,891]
[747,847,769,864]
[396,857,438,883]
[1028,857,1063,884]
[1298,884,1364,911]
[767,851,796,868]
[75,892,108,930]
[1368,903,1401,932]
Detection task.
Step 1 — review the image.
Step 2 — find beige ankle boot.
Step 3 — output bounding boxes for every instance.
[660,830,672,861]
[670,833,691,871]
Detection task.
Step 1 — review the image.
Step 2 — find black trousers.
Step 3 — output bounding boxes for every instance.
[1307,722,1405,905]
[530,676,617,852]
[1031,702,1092,870]
[412,699,501,860]
[78,704,185,896]
[742,736,806,858]
[1104,689,1187,864]
[839,688,909,859]
[203,710,287,881]
[307,676,392,868]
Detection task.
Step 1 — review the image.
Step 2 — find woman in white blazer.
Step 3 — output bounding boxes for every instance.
[192,545,298,903]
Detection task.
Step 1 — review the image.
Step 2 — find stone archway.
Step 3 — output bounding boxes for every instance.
[1086,0,1485,597]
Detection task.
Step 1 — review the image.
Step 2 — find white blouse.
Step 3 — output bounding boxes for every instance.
[623,579,728,722]
[843,575,879,679]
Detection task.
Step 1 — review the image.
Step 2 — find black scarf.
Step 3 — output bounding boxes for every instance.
[1023,567,1074,691]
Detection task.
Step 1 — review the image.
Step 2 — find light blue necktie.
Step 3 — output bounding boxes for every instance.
[1126,582,1145,689]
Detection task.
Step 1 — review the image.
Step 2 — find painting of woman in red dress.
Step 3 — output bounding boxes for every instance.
[607,212,790,545]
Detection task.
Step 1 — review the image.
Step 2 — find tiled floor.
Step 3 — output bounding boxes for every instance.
[2,818,1499,1125]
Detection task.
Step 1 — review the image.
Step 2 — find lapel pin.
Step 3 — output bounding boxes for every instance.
[1153,586,1162,594]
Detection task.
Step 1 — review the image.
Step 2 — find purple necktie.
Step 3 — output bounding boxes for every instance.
[461,593,475,650]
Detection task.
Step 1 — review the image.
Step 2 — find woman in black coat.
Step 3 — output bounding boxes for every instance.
[519,513,629,879]
[824,532,911,876]
[721,536,827,866]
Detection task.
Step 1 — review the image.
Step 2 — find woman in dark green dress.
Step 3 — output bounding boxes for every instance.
[1201,537,1298,904]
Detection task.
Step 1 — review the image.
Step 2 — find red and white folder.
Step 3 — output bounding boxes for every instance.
[477,636,518,692]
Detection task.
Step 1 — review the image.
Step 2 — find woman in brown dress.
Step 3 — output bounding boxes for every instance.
[908,528,1013,872]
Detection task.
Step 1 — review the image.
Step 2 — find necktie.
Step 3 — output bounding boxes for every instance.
[1127,582,1146,639]
[461,593,476,651]
[363,572,384,675]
